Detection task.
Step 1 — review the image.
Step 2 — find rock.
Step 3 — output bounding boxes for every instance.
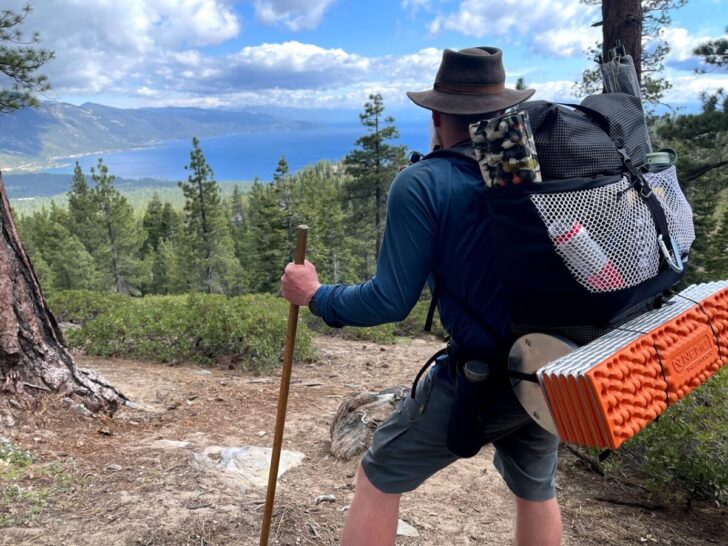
[329,385,409,460]
[106,464,123,472]
[149,439,192,449]
[314,494,336,504]
[58,321,82,332]
[397,519,419,538]
[62,398,93,417]
[255,431,267,437]
[195,445,305,491]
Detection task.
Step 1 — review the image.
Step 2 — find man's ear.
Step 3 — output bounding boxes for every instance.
[432,110,441,127]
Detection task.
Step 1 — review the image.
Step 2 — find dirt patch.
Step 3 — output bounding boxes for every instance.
[1,335,726,545]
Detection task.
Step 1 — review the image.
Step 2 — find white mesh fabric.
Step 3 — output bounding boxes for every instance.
[530,167,694,293]
[645,166,695,257]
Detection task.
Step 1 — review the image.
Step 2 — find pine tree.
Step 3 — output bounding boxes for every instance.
[295,162,355,284]
[16,206,98,292]
[228,184,248,266]
[0,4,54,113]
[344,93,406,273]
[178,137,242,294]
[0,6,125,411]
[655,92,728,283]
[273,156,299,260]
[244,179,288,293]
[67,161,99,253]
[91,159,144,294]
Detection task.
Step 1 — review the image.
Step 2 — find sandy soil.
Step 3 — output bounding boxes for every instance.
[0,335,726,545]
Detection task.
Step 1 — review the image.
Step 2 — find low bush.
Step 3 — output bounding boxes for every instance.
[47,290,129,324]
[51,291,314,373]
[606,367,728,507]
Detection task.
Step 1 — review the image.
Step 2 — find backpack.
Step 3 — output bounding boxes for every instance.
[425,92,695,344]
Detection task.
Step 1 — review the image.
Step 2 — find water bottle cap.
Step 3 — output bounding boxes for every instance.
[463,360,491,382]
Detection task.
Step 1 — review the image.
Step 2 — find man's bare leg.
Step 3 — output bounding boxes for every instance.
[342,466,401,546]
[515,496,562,546]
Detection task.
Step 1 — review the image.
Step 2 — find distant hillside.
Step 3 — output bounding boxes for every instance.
[0,101,313,172]
[8,181,252,217]
[2,172,179,199]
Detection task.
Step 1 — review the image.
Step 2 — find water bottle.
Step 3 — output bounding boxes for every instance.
[447,360,491,458]
[548,220,625,291]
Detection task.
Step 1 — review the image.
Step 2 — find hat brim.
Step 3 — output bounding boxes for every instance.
[406,87,535,115]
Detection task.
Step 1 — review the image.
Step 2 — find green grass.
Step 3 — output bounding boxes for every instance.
[0,439,80,527]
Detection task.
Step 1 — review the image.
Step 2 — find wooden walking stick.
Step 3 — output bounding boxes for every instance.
[259,225,308,546]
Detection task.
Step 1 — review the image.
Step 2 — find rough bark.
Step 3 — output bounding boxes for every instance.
[602,0,643,81]
[329,385,409,460]
[0,173,127,413]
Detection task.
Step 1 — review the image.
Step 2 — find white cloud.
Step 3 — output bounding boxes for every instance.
[662,74,728,104]
[19,0,241,94]
[400,0,431,14]
[536,26,601,58]
[428,0,598,57]
[253,0,336,31]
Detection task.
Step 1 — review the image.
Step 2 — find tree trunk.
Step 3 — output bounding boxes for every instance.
[329,385,409,460]
[602,0,643,81]
[0,174,127,413]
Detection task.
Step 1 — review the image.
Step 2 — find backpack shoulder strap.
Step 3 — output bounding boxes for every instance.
[424,145,478,164]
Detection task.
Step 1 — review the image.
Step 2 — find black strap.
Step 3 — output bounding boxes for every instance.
[424,284,440,333]
[410,347,448,399]
[616,147,675,271]
[507,369,539,383]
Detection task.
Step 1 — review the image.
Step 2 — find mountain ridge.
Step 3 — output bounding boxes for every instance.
[0,101,313,173]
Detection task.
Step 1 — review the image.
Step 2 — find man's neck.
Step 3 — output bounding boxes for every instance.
[440,132,471,148]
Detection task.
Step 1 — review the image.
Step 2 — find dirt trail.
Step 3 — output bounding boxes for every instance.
[1,335,725,545]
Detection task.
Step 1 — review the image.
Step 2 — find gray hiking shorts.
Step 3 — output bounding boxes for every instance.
[361,355,560,501]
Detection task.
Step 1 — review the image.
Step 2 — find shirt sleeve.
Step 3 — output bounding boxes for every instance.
[314,164,440,328]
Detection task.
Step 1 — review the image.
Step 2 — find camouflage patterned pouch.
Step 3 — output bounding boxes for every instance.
[469,110,542,188]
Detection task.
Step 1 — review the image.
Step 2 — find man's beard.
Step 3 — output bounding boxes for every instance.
[430,120,442,151]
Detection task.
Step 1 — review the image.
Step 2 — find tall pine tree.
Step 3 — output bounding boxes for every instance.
[67,161,100,254]
[244,178,288,293]
[91,159,144,294]
[344,94,406,275]
[178,137,242,294]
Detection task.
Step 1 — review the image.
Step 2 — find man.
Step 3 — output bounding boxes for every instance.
[281,47,562,546]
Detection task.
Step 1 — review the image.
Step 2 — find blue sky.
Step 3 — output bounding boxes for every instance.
[8,0,728,120]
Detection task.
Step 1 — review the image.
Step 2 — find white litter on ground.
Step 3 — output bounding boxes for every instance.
[195,445,305,490]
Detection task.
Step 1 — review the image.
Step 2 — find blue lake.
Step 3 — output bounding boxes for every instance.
[43,122,431,182]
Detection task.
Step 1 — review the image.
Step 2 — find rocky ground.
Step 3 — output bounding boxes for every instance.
[0,335,725,545]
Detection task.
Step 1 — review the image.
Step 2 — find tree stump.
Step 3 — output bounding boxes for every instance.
[329,385,409,460]
[0,173,127,413]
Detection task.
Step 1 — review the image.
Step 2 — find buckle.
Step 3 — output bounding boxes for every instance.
[658,234,684,273]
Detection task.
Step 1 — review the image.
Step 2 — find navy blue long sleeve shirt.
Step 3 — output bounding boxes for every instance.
[313,146,511,352]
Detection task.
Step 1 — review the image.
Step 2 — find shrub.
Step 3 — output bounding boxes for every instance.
[47,290,129,324]
[607,366,728,506]
[53,291,314,373]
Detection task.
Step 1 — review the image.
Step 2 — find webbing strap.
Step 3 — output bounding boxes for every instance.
[507,369,539,383]
[424,284,439,333]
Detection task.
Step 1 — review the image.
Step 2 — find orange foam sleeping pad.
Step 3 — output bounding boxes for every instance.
[537,282,728,449]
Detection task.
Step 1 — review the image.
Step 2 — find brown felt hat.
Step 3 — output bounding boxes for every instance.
[407,46,534,115]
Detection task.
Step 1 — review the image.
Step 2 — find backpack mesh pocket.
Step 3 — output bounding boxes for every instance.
[530,166,694,293]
